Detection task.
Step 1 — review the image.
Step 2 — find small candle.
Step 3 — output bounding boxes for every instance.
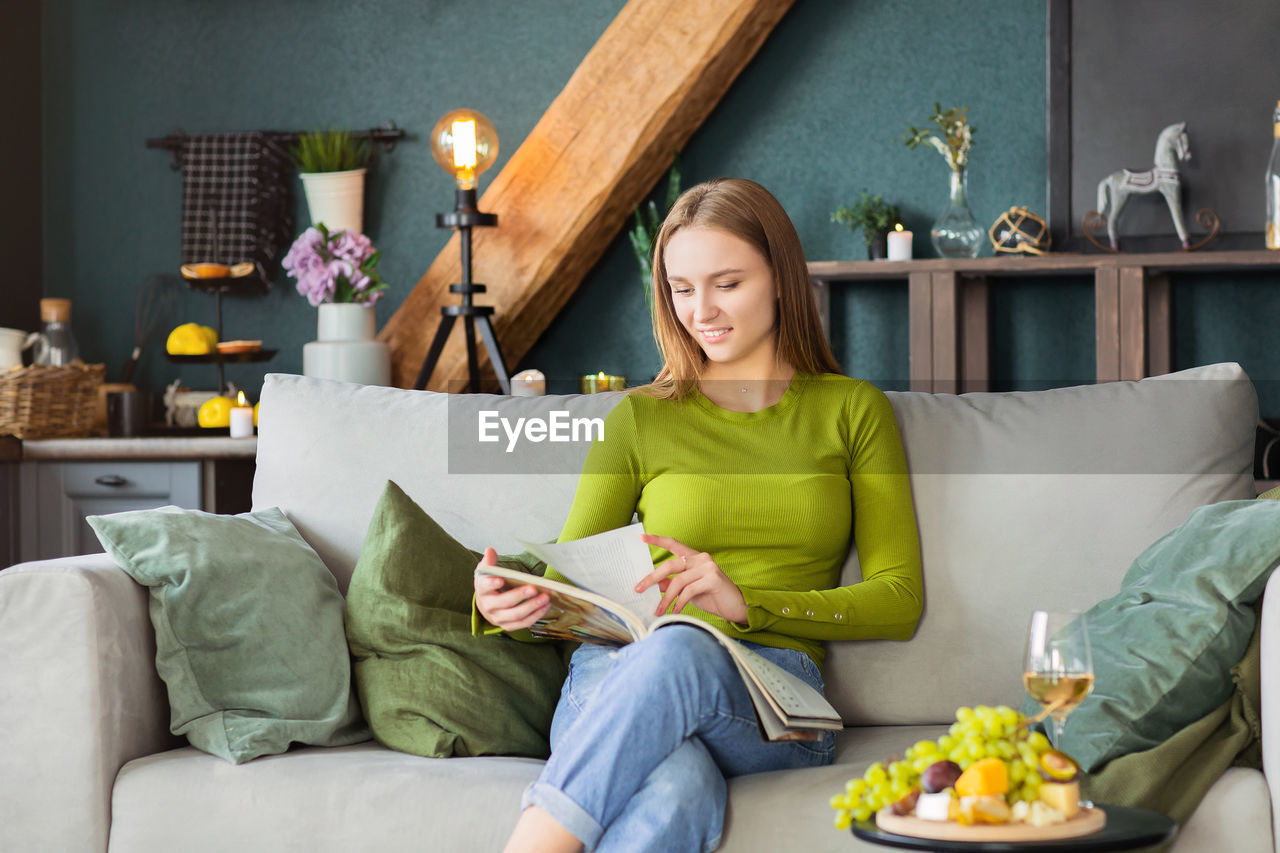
[510,369,546,396]
[580,372,626,393]
[887,224,913,261]
[229,391,254,438]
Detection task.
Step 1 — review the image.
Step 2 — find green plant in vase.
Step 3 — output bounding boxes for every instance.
[291,130,372,173]
[903,103,982,258]
[292,129,373,234]
[832,190,901,260]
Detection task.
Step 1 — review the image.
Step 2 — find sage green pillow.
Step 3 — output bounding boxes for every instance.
[1022,499,1280,770]
[87,505,369,764]
[344,480,571,758]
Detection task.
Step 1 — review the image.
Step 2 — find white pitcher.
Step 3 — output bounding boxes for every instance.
[0,327,27,370]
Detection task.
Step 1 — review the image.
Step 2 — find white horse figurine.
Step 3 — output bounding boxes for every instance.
[1096,122,1191,250]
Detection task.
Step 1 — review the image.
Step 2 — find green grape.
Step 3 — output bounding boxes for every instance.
[865,762,887,785]
[1028,731,1052,753]
[834,811,852,830]
[938,735,955,752]
[853,806,872,822]
[956,706,975,723]
[846,778,867,796]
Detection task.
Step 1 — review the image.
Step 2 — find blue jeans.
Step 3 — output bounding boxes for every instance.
[522,625,836,852]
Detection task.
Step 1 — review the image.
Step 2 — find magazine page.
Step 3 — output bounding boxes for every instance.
[518,522,661,628]
[651,615,842,729]
[475,565,646,645]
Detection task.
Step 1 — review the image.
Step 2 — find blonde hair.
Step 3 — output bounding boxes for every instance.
[644,178,840,400]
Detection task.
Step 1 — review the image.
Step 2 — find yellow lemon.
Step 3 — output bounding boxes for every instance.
[200,325,218,348]
[197,395,233,428]
[253,401,260,427]
[167,323,214,355]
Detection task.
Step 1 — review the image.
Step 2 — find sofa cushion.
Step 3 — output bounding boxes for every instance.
[253,376,624,594]
[345,480,569,758]
[87,505,369,763]
[824,362,1258,725]
[1021,499,1280,771]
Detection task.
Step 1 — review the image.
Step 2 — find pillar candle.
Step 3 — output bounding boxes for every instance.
[510,369,546,396]
[887,227,913,261]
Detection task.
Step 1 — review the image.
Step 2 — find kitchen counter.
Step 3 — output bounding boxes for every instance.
[3,436,257,566]
[20,436,257,460]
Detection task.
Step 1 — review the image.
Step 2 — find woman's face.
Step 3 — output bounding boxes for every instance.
[663,226,778,372]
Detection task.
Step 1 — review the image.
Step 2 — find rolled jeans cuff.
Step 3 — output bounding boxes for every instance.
[522,780,604,851]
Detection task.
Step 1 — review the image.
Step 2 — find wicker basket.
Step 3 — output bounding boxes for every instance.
[0,363,105,439]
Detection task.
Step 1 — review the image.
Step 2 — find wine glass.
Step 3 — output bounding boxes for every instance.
[1023,610,1094,748]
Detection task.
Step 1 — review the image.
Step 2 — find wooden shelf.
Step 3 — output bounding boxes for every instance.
[810,249,1280,280]
[807,249,1280,392]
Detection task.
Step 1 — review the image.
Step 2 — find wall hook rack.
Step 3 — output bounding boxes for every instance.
[146,120,407,170]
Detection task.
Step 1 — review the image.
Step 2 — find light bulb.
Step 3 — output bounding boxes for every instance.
[430,109,499,190]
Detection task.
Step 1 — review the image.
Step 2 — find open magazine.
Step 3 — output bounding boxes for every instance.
[475,523,843,742]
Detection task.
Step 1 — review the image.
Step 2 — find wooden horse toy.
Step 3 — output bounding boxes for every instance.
[1085,122,1219,252]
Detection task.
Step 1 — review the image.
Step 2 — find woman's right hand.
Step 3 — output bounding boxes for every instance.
[474,547,551,631]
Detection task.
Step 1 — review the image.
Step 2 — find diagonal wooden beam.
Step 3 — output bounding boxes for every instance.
[380,0,797,389]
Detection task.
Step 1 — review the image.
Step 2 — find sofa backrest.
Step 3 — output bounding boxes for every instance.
[254,363,1257,727]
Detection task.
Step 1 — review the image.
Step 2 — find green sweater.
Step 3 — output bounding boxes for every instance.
[549,372,923,669]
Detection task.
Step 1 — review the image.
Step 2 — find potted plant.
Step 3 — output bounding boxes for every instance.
[903,103,982,257]
[832,190,901,260]
[282,223,390,386]
[292,130,373,235]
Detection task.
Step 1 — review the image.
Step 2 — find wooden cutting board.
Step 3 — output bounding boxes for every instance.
[875,806,1106,842]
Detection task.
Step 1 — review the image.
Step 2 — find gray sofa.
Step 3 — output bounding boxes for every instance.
[2,362,1276,852]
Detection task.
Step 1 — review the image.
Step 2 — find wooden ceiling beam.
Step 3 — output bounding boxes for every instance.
[380,0,797,389]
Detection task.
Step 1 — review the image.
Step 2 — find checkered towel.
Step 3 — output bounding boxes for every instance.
[180,132,294,286]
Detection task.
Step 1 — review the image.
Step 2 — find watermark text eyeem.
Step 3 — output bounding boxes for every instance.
[478,410,605,453]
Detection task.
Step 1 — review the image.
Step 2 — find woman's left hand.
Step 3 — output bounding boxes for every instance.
[635,533,748,625]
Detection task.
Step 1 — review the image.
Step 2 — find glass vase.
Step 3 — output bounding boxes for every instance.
[931,167,983,258]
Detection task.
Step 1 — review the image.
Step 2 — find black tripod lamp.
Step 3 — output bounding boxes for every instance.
[413,108,511,393]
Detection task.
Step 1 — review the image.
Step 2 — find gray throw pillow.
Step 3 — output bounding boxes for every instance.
[88,505,369,763]
[1022,499,1280,770]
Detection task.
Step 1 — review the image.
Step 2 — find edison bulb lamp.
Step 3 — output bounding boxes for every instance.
[429,109,499,190]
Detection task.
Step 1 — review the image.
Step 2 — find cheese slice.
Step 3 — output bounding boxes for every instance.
[1039,781,1080,819]
[915,791,952,821]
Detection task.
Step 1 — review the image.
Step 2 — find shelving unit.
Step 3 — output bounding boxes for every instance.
[166,276,276,395]
[808,249,1280,392]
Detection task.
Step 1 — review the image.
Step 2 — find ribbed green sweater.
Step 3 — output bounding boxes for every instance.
[548,372,923,668]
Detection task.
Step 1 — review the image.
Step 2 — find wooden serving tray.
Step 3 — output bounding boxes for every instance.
[875,806,1105,842]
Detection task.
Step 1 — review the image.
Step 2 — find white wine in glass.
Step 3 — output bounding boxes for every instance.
[1023,610,1094,749]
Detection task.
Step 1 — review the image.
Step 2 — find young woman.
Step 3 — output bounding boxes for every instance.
[474,178,923,853]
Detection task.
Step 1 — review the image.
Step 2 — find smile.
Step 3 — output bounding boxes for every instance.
[699,328,731,341]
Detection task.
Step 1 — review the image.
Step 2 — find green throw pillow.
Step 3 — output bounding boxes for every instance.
[344,480,572,758]
[87,505,370,764]
[1022,499,1280,771]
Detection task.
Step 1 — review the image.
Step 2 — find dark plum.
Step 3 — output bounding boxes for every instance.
[920,760,963,794]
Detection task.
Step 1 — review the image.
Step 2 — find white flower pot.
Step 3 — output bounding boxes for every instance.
[303,303,390,386]
[299,168,366,234]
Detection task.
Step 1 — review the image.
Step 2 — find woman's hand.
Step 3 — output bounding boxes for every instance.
[635,534,748,625]
[474,547,550,631]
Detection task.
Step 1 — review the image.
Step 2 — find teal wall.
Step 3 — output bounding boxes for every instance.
[41,1,1280,412]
